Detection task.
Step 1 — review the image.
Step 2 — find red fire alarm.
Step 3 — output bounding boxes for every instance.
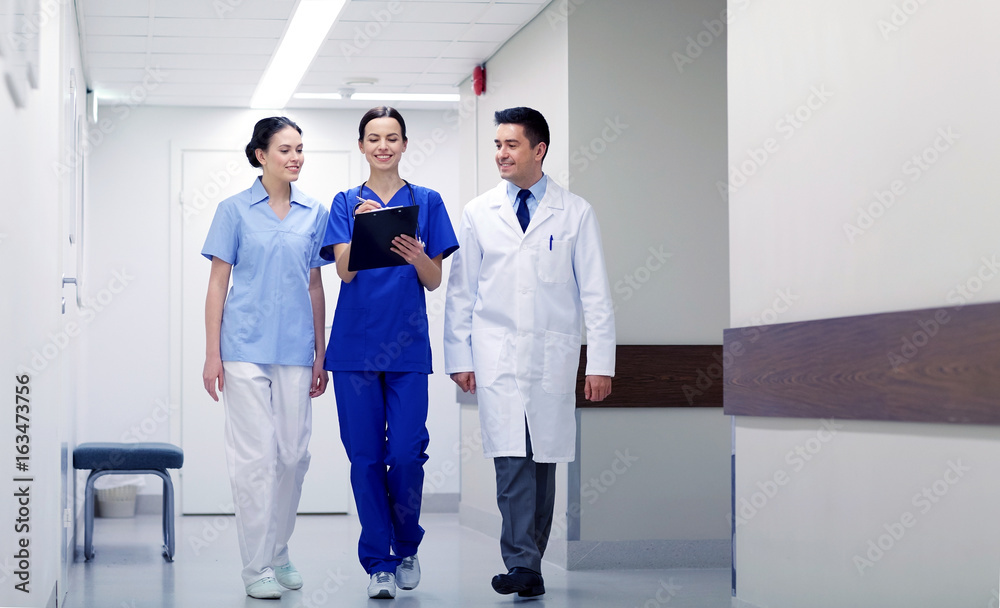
[473,65,486,96]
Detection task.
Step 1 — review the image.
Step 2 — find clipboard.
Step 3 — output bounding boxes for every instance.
[348,205,420,271]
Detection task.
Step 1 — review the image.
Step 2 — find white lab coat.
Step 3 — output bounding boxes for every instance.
[444,179,616,462]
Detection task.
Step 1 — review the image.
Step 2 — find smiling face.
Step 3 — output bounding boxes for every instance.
[256,126,303,183]
[359,116,407,173]
[495,123,545,189]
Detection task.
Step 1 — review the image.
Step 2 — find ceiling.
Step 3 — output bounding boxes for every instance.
[76,0,551,110]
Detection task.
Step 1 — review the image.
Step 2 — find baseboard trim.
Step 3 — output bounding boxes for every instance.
[421,492,460,513]
[562,538,731,570]
[458,503,730,571]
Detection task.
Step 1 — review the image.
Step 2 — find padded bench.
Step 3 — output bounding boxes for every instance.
[73,442,184,561]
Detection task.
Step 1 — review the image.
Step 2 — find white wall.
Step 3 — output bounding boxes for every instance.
[83,105,463,499]
[1,0,85,605]
[729,1,1000,605]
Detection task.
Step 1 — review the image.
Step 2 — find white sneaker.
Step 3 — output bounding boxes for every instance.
[246,576,283,599]
[395,555,420,590]
[274,562,303,590]
[368,571,396,599]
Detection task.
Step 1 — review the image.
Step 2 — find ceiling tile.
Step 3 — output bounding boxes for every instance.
[80,0,543,108]
[151,17,287,38]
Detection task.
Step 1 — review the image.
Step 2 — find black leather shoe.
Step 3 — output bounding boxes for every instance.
[491,567,545,597]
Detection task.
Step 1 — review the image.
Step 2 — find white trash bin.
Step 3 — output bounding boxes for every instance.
[93,475,144,518]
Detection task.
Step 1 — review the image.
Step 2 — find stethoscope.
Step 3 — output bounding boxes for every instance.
[355,179,416,213]
[354,179,421,241]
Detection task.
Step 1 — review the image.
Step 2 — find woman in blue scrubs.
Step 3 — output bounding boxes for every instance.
[321,107,458,599]
[202,117,330,600]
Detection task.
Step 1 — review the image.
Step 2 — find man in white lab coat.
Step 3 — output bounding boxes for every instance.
[444,107,616,597]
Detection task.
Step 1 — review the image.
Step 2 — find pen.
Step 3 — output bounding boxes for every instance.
[549,235,553,250]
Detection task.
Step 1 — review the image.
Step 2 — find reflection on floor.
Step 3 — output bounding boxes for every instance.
[63,512,731,608]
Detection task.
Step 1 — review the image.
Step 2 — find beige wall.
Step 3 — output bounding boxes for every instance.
[457,0,731,568]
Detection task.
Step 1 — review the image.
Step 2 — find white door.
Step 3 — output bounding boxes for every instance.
[179,148,353,514]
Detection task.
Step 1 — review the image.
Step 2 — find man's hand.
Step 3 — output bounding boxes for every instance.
[584,375,612,402]
[451,372,477,394]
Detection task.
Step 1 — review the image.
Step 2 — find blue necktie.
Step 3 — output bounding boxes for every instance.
[515,189,531,232]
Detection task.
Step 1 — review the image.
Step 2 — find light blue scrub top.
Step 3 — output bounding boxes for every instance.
[321,183,459,373]
[202,177,331,366]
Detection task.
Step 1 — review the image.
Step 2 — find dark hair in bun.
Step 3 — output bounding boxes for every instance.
[358,106,407,142]
[245,117,302,168]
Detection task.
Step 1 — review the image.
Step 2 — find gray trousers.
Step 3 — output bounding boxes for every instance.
[493,426,557,573]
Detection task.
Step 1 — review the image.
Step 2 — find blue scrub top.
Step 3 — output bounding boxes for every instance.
[202,177,331,366]
[322,183,459,373]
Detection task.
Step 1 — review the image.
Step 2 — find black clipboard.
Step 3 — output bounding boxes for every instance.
[348,205,420,271]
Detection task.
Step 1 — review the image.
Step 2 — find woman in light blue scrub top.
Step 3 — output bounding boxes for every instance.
[202,117,331,600]
[321,107,458,599]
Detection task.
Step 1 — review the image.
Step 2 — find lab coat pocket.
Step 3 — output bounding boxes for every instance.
[542,330,582,394]
[538,239,572,284]
[471,327,505,388]
[329,308,366,362]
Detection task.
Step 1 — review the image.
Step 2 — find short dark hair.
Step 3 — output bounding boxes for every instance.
[494,107,549,160]
[245,117,301,168]
[358,106,408,142]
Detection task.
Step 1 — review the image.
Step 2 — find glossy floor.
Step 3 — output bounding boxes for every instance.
[63,512,731,607]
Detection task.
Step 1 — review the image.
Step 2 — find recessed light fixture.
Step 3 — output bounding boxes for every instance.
[250,0,347,110]
[293,92,460,102]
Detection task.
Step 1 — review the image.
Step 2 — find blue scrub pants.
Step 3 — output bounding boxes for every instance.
[332,370,429,574]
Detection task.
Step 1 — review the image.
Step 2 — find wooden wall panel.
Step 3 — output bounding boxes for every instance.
[723,301,1000,424]
[457,345,724,408]
[575,345,723,408]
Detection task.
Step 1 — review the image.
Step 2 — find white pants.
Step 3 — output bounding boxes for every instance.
[221,361,312,586]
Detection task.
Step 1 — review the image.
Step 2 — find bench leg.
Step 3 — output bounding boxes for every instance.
[154,469,176,562]
[83,471,105,560]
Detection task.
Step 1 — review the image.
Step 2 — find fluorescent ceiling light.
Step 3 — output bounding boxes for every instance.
[294,92,461,102]
[250,0,346,109]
